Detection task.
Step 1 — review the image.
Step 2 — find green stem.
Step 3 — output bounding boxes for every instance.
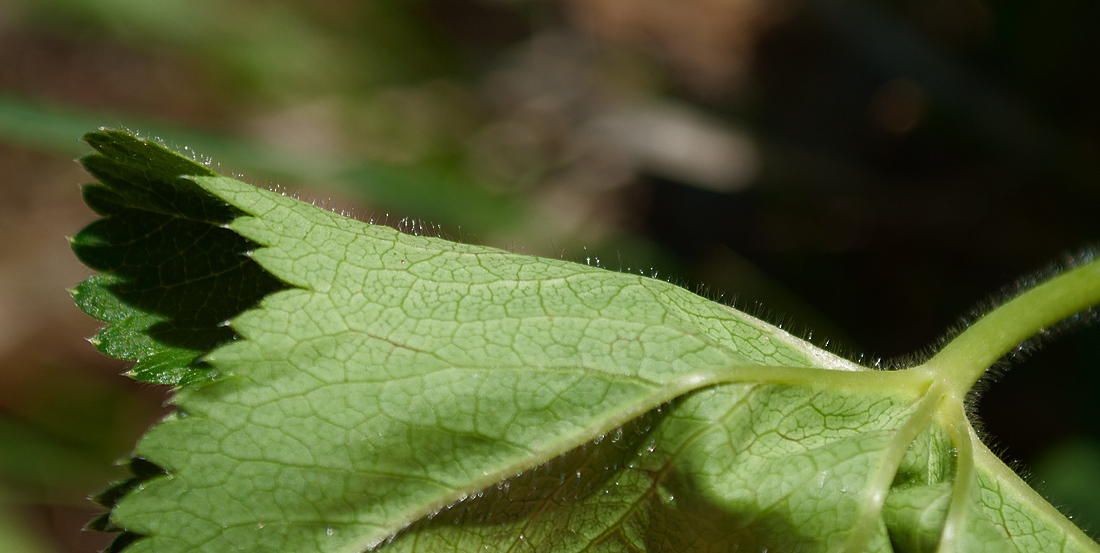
[919,256,1100,396]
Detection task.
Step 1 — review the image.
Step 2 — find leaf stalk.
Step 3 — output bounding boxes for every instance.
[917,257,1100,396]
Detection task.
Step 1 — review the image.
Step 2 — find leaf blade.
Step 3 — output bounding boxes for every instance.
[71,130,1100,553]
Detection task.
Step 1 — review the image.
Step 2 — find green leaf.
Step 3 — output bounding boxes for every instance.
[72,129,1100,552]
[70,130,288,385]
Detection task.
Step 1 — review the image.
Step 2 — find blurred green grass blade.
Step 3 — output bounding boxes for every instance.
[0,496,55,553]
[0,93,526,231]
[0,417,116,488]
[0,92,341,175]
[0,92,113,155]
[340,161,524,232]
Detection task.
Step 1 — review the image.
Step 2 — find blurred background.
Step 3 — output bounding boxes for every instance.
[1,0,1099,550]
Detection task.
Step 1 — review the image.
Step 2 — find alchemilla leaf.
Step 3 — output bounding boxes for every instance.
[72,129,1100,553]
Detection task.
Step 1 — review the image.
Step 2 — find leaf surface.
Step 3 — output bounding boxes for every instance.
[71,130,1100,553]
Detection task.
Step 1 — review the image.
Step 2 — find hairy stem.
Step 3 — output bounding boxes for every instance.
[919,256,1100,396]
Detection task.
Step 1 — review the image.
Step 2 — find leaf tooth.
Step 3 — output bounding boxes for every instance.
[84,512,118,533]
[91,458,169,510]
[101,531,143,553]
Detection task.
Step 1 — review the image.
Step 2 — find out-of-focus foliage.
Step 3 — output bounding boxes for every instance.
[0,492,52,553]
[1034,439,1100,528]
[1,0,1099,551]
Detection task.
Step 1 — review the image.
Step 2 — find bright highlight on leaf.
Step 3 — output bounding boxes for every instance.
[70,129,1100,553]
